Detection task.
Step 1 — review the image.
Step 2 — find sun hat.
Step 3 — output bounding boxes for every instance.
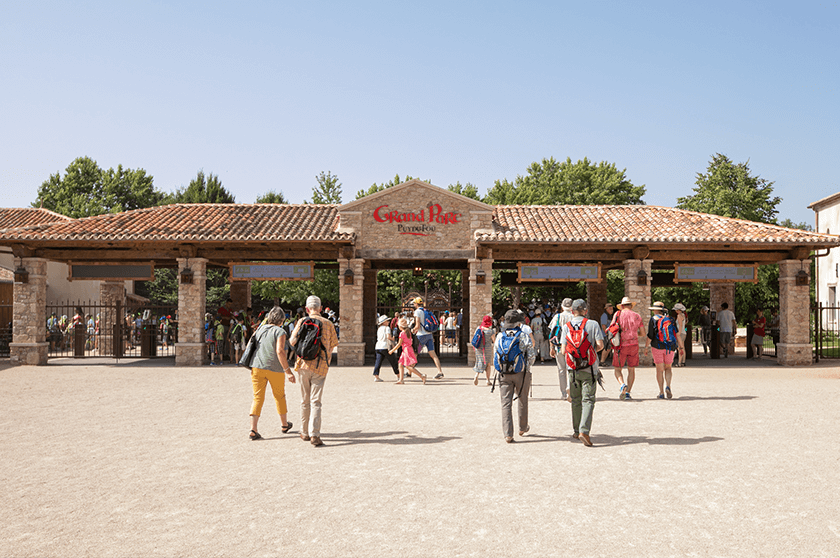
[414,297,424,305]
[561,298,573,309]
[617,297,635,309]
[481,315,493,328]
[535,307,542,314]
[673,303,687,312]
[503,309,523,327]
[649,301,667,312]
[377,315,389,325]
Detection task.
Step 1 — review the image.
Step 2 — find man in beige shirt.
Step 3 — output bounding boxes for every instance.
[290,295,339,447]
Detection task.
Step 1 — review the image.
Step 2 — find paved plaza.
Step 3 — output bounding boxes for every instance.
[1,354,839,557]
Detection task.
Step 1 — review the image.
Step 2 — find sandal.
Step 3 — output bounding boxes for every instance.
[282,421,294,434]
[249,430,262,441]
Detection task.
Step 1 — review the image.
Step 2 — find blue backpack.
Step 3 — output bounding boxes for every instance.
[494,328,525,374]
[471,327,485,349]
[656,315,678,353]
[423,309,440,333]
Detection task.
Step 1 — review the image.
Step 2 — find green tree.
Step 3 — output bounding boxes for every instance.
[310,171,342,204]
[779,218,813,231]
[677,154,780,223]
[33,156,165,218]
[485,157,646,206]
[250,270,339,309]
[255,190,288,204]
[169,170,235,204]
[447,181,481,201]
[355,174,430,199]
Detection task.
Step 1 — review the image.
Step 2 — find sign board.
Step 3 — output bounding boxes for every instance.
[675,264,758,283]
[517,263,601,282]
[69,263,154,281]
[229,262,314,281]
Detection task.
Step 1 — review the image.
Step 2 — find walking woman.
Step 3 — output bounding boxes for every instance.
[389,317,426,384]
[472,315,496,386]
[673,303,687,367]
[373,314,399,381]
[248,306,296,440]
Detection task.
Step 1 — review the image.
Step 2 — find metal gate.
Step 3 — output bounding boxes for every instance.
[375,289,465,359]
[0,282,11,358]
[46,300,177,359]
[813,302,839,361]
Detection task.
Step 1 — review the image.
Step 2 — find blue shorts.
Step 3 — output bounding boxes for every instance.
[417,333,435,353]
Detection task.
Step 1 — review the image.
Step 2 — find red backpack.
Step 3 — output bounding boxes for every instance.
[564,318,597,370]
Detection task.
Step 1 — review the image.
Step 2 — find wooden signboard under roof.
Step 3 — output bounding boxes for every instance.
[674,263,758,283]
[517,263,601,283]
[69,262,154,281]
[229,262,315,281]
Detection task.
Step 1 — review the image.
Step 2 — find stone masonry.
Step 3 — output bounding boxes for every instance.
[467,258,493,367]
[176,258,207,367]
[229,281,251,313]
[9,257,49,365]
[624,259,653,366]
[338,258,365,366]
[778,259,812,366]
[99,281,125,356]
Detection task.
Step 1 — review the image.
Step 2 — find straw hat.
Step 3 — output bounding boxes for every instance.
[617,296,635,309]
[413,297,424,305]
[649,301,667,312]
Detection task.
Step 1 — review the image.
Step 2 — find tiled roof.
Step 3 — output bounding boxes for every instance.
[483,205,837,245]
[0,208,71,231]
[0,204,352,243]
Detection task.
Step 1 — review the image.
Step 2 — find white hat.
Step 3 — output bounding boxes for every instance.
[673,303,687,312]
[617,297,635,309]
[377,314,390,325]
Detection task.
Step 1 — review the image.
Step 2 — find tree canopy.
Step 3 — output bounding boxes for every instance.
[484,157,646,206]
[310,171,342,204]
[447,181,481,201]
[355,174,429,199]
[33,156,165,218]
[676,154,780,223]
[169,170,235,204]
[255,190,288,204]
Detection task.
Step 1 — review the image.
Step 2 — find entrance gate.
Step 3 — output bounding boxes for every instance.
[46,300,177,359]
[813,302,839,361]
[374,289,465,360]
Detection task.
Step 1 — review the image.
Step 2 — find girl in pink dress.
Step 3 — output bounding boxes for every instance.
[389,318,426,384]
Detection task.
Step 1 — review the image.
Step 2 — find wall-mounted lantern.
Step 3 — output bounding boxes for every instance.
[636,269,648,286]
[344,268,355,286]
[180,268,194,284]
[14,266,29,284]
[476,270,487,284]
[796,269,810,286]
[413,266,423,276]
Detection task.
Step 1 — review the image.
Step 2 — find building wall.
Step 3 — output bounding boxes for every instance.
[814,201,840,308]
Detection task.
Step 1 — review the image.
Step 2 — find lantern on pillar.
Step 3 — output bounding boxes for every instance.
[180,268,194,284]
[796,269,810,286]
[636,269,648,286]
[475,270,486,284]
[14,265,29,283]
[344,268,355,285]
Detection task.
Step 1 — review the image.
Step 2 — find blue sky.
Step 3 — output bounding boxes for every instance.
[2,1,838,226]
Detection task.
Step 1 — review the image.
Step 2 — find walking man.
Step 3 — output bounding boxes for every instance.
[531,308,547,363]
[612,296,645,400]
[289,295,339,447]
[560,299,604,447]
[717,302,737,358]
[412,297,444,379]
[549,298,574,401]
[494,309,533,443]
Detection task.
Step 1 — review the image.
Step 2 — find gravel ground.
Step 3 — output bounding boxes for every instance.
[1,353,838,558]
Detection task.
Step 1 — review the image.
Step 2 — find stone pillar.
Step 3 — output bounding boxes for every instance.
[461,269,470,356]
[586,268,608,320]
[338,258,365,366]
[10,257,49,365]
[176,258,207,366]
[709,282,736,356]
[467,259,493,367]
[99,281,125,356]
[229,281,251,312]
[363,267,378,356]
[624,259,653,366]
[778,259,812,366]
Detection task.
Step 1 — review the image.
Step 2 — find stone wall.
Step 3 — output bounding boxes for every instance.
[99,281,125,356]
[623,259,653,366]
[338,258,365,366]
[778,259,812,366]
[709,282,735,356]
[176,258,207,367]
[229,281,251,313]
[467,259,493,367]
[10,257,48,365]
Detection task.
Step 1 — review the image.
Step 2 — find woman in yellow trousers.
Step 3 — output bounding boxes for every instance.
[249,306,297,440]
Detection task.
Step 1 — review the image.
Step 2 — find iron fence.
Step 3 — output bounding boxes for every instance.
[813,303,840,362]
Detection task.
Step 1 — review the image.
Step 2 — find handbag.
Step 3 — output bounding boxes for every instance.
[238,327,260,370]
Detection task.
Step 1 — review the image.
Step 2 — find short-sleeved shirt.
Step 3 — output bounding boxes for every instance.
[718,310,736,333]
[560,316,604,373]
[292,314,339,377]
[414,307,430,336]
[753,316,766,336]
[616,309,643,346]
[251,324,286,372]
[375,324,391,350]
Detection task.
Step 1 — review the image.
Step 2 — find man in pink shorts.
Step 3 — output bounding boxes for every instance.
[645,301,676,399]
[612,297,645,400]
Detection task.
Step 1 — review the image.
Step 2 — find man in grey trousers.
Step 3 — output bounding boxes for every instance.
[494,309,533,443]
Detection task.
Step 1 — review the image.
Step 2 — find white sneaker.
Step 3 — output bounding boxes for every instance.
[373,376,383,382]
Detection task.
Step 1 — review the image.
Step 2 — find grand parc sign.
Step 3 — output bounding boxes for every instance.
[373,203,463,236]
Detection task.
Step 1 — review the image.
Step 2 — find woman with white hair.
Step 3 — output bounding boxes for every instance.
[247,306,296,441]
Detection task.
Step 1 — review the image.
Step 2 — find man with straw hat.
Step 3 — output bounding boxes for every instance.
[611,297,645,400]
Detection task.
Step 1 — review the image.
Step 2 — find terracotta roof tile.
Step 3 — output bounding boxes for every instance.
[0,204,352,243]
[0,208,71,231]
[484,205,836,245]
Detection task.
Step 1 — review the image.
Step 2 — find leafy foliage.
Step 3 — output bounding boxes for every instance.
[447,182,482,201]
[676,154,780,223]
[310,171,342,204]
[250,270,339,311]
[255,190,288,204]
[778,218,813,232]
[34,156,165,218]
[168,171,235,204]
[485,157,646,206]
[355,174,429,199]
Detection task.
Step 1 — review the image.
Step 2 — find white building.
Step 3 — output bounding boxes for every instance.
[808,193,840,309]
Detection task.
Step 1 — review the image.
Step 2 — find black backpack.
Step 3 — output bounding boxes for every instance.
[294,318,324,362]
